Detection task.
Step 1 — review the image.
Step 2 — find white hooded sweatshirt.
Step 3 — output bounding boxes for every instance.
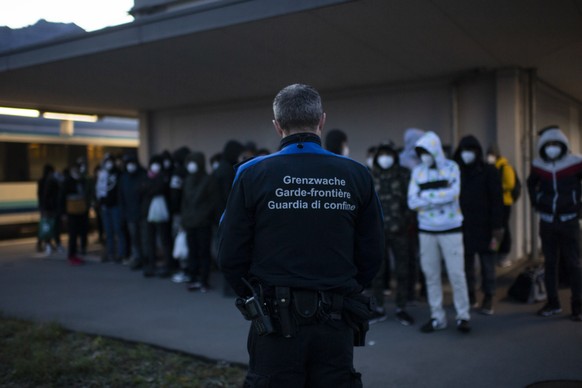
[407,131,464,232]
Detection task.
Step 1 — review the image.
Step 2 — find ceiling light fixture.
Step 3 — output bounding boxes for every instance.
[42,112,99,123]
[0,106,41,118]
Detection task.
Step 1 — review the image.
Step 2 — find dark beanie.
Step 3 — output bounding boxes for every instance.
[149,154,163,167]
[325,129,348,155]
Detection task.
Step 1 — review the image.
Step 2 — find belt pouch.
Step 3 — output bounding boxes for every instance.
[275,287,293,338]
[293,290,319,319]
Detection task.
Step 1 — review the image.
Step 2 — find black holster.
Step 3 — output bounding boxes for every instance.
[342,293,377,346]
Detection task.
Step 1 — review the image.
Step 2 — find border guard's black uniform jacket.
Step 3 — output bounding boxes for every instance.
[217,133,384,297]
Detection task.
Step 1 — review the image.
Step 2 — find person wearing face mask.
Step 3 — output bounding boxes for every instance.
[485,144,518,268]
[37,163,60,255]
[324,128,349,156]
[141,154,173,278]
[60,161,91,266]
[369,143,415,326]
[169,146,191,230]
[212,140,245,296]
[527,125,582,321]
[95,155,126,263]
[119,154,147,270]
[365,146,377,171]
[399,128,427,305]
[453,136,504,315]
[408,131,471,333]
[178,151,218,292]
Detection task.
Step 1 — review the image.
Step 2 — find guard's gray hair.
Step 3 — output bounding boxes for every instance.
[273,84,323,131]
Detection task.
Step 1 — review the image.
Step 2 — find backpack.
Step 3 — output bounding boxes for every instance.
[507,266,547,304]
[502,164,521,203]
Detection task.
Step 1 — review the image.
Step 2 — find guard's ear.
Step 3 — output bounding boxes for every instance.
[273,120,285,138]
[316,113,326,136]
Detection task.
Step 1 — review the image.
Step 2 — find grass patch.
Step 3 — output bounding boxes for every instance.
[0,315,246,387]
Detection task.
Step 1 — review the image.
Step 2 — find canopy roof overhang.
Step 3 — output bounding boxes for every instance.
[0,0,581,118]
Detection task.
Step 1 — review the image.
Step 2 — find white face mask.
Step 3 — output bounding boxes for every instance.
[486,154,496,165]
[545,145,562,160]
[104,161,114,171]
[460,150,476,165]
[126,163,137,173]
[377,155,394,169]
[211,161,220,171]
[366,157,374,169]
[163,159,172,169]
[342,145,350,157]
[150,163,161,174]
[187,162,198,174]
[420,154,434,167]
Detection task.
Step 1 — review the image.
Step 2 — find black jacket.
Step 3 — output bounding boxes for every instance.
[453,135,504,254]
[527,127,582,222]
[217,133,384,297]
[212,140,245,223]
[372,144,412,235]
[140,170,170,220]
[38,174,60,215]
[119,166,147,223]
[181,152,218,229]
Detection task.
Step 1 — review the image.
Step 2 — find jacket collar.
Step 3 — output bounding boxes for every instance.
[279,132,321,150]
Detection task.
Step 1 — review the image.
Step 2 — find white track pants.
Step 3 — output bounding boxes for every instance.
[419,232,470,323]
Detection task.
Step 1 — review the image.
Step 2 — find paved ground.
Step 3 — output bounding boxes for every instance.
[1,237,581,388]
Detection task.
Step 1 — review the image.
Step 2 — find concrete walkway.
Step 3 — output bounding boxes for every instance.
[0,237,581,387]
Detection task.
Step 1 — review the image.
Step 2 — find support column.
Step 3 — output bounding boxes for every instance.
[495,68,528,262]
[138,110,152,167]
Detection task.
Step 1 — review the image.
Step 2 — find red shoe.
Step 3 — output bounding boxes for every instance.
[68,256,85,266]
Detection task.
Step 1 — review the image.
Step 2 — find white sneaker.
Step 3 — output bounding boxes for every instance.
[171,272,191,283]
[44,245,53,256]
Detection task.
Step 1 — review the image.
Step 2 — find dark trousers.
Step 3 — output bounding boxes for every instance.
[499,205,512,255]
[126,221,143,262]
[372,231,410,308]
[539,219,582,310]
[465,251,497,301]
[143,221,172,272]
[67,213,88,257]
[407,225,423,300]
[244,321,361,388]
[185,226,211,285]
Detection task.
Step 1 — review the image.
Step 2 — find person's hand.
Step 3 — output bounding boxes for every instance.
[489,228,504,251]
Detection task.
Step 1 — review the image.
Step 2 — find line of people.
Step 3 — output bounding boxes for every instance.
[36,123,581,325]
[355,125,581,331]
[323,128,510,332]
[36,140,268,293]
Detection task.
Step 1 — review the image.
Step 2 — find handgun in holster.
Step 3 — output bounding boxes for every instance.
[235,279,274,336]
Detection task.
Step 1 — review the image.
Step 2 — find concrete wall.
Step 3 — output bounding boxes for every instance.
[137,70,582,263]
[141,81,454,167]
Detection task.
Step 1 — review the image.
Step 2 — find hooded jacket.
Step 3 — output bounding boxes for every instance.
[140,154,171,220]
[180,152,218,229]
[527,127,582,222]
[399,128,425,170]
[487,144,517,206]
[324,128,348,155]
[119,158,147,223]
[407,131,463,232]
[212,140,245,222]
[453,135,504,254]
[169,146,191,214]
[372,143,412,234]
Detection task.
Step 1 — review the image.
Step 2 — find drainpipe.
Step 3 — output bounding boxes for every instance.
[451,82,459,149]
[527,69,538,262]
